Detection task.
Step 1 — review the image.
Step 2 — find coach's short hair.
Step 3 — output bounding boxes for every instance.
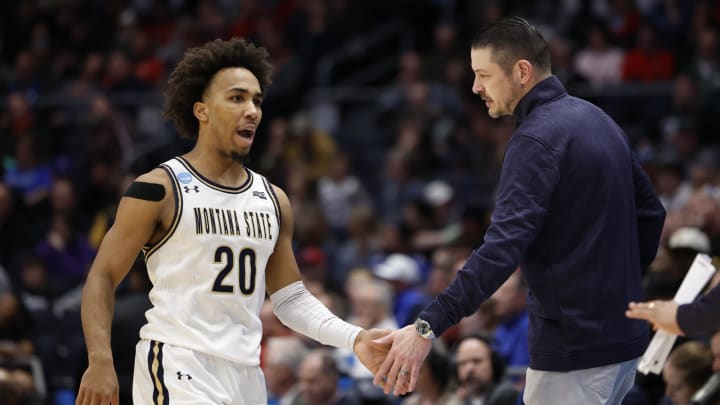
[471,16,550,75]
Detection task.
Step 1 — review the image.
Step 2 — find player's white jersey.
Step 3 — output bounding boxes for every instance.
[139,157,280,366]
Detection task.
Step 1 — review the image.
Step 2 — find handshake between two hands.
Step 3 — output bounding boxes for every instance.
[352,325,434,396]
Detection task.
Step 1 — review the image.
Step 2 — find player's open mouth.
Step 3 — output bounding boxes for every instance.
[236,129,255,139]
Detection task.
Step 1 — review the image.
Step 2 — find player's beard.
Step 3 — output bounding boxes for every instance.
[231,151,250,165]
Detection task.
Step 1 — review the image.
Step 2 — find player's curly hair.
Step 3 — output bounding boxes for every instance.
[163,38,273,139]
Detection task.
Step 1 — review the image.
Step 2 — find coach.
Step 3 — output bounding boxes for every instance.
[374,17,666,405]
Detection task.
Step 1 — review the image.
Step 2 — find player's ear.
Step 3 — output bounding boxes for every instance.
[194,101,208,123]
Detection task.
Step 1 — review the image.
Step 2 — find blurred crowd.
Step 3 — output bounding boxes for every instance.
[1,0,720,404]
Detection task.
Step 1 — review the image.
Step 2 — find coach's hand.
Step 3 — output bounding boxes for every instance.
[354,328,392,375]
[372,324,432,396]
[76,356,119,405]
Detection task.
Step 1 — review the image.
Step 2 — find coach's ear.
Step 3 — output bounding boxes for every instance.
[194,101,208,123]
[515,59,532,85]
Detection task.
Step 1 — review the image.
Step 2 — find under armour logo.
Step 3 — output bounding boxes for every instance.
[177,371,192,380]
[184,186,199,193]
[252,191,266,200]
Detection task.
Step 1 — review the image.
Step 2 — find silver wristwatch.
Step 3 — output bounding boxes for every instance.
[414,318,436,340]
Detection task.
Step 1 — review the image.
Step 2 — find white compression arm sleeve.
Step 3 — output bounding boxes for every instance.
[270,281,362,351]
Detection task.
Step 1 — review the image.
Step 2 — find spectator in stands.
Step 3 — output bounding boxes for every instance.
[574,24,624,86]
[34,213,94,294]
[378,149,425,225]
[333,206,382,290]
[642,226,710,301]
[373,253,429,327]
[338,278,398,379]
[0,290,39,400]
[264,336,308,405]
[317,152,371,240]
[662,341,713,405]
[4,135,52,219]
[0,91,35,140]
[451,335,519,405]
[297,349,358,405]
[622,22,675,81]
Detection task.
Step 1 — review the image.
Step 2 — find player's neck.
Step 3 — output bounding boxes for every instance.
[182,148,248,187]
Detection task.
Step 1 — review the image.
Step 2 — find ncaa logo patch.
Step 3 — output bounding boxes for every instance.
[178,172,193,184]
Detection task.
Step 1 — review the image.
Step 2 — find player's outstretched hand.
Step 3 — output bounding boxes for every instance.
[76,359,120,405]
[353,328,392,375]
[626,300,683,335]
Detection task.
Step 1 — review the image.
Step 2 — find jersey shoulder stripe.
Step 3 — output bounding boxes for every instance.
[144,163,183,261]
[259,175,281,228]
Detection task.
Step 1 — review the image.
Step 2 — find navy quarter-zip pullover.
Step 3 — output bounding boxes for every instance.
[419,76,666,371]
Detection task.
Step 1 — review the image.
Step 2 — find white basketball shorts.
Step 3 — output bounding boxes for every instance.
[132,339,267,405]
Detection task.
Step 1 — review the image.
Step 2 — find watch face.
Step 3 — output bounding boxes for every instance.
[416,319,430,335]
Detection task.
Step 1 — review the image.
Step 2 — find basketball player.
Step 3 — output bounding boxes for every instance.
[75,38,389,405]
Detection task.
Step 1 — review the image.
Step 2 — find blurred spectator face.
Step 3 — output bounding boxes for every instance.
[347,205,375,238]
[663,361,694,405]
[51,178,76,214]
[407,83,430,111]
[90,94,112,119]
[349,280,391,329]
[445,58,466,87]
[82,53,104,80]
[298,353,337,404]
[379,223,402,252]
[689,163,715,189]
[20,259,47,293]
[712,331,720,373]
[548,37,572,69]
[8,93,29,118]
[344,267,373,296]
[14,51,35,83]
[471,47,522,118]
[673,75,697,110]
[428,248,455,296]
[655,166,683,196]
[106,51,132,82]
[264,360,291,396]
[456,338,494,396]
[434,22,456,51]
[398,51,422,85]
[588,27,609,51]
[663,342,713,405]
[0,293,18,324]
[697,28,718,61]
[637,24,658,51]
[329,154,349,181]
